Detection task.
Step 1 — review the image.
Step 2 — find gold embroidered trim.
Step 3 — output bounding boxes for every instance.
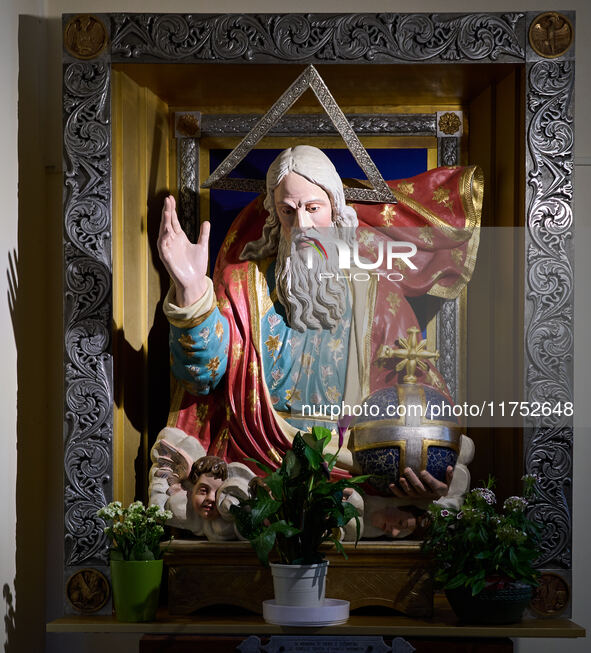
[363,273,378,399]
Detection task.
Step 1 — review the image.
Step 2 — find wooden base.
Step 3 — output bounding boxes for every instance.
[139,634,514,653]
[164,540,433,617]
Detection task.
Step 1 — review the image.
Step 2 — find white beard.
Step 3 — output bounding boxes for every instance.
[275,228,348,332]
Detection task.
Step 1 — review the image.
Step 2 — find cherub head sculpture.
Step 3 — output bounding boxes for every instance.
[187,455,228,521]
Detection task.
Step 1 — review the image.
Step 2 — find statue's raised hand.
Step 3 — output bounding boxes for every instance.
[158,195,210,307]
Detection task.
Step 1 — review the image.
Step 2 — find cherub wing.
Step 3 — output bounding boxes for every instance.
[149,426,206,499]
[153,438,194,489]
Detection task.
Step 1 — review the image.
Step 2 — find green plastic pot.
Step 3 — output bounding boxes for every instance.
[110,559,163,622]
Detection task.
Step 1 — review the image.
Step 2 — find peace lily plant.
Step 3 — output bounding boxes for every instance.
[230,425,368,566]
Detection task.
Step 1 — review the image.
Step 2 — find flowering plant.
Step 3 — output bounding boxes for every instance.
[422,475,540,596]
[230,425,369,566]
[97,501,172,561]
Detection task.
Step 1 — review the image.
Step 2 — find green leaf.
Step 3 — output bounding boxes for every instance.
[250,491,281,525]
[472,579,486,596]
[446,574,467,589]
[267,521,300,538]
[330,537,348,559]
[304,445,323,471]
[342,502,360,523]
[283,450,302,480]
[229,504,257,539]
[251,529,277,566]
[311,426,332,447]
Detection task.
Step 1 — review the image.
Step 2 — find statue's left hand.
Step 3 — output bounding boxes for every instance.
[390,466,453,500]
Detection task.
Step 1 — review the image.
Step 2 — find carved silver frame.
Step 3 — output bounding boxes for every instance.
[62,12,574,614]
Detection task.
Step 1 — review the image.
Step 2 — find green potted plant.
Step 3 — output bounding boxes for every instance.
[230,426,368,614]
[97,501,172,622]
[422,474,540,624]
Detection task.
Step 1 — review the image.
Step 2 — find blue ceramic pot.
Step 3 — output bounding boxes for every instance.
[445,582,533,624]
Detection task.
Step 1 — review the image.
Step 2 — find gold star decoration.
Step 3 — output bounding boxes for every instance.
[178,334,196,349]
[215,320,224,341]
[231,269,246,293]
[285,387,302,403]
[232,342,243,362]
[265,334,281,355]
[419,226,434,246]
[381,204,397,227]
[432,186,454,212]
[397,181,415,195]
[206,356,220,379]
[386,292,401,317]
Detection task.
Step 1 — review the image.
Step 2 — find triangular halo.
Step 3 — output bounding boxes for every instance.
[201,65,397,204]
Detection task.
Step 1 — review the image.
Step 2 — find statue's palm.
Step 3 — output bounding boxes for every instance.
[158,195,210,306]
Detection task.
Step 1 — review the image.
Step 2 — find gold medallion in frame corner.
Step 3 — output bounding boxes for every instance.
[529,12,574,59]
[66,567,110,614]
[529,572,570,617]
[64,15,109,60]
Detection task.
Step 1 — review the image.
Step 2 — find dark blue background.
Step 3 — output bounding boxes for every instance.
[208,147,428,268]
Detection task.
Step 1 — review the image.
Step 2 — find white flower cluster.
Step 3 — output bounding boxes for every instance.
[471,487,496,505]
[97,501,123,520]
[496,523,527,545]
[504,496,528,512]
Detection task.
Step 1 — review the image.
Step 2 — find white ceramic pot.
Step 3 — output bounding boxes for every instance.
[269,561,329,607]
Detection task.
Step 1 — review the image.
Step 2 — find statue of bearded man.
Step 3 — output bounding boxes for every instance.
[154,145,478,538]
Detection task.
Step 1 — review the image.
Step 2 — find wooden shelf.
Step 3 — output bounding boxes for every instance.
[47,603,585,639]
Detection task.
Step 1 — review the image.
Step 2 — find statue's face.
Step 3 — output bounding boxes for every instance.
[273,172,333,236]
[191,473,223,520]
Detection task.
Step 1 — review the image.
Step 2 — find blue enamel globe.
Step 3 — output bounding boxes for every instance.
[351,383,461,496]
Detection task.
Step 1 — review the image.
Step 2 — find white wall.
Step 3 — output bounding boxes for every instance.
[1,1,47,653]
[3,0,587,651]
[0,0,21,648]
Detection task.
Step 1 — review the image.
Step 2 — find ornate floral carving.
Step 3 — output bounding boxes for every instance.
[63,59,113,567]
[111,13,524,63]
[439,138,459,167]
[524,59,574,568]
[437,300,458,403]
[178,138,198,243]
[201,114,436,135]
[62,10,574,602]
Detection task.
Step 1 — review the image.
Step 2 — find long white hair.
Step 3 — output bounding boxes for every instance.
[240,146,358,331]
[240,145,358,260]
